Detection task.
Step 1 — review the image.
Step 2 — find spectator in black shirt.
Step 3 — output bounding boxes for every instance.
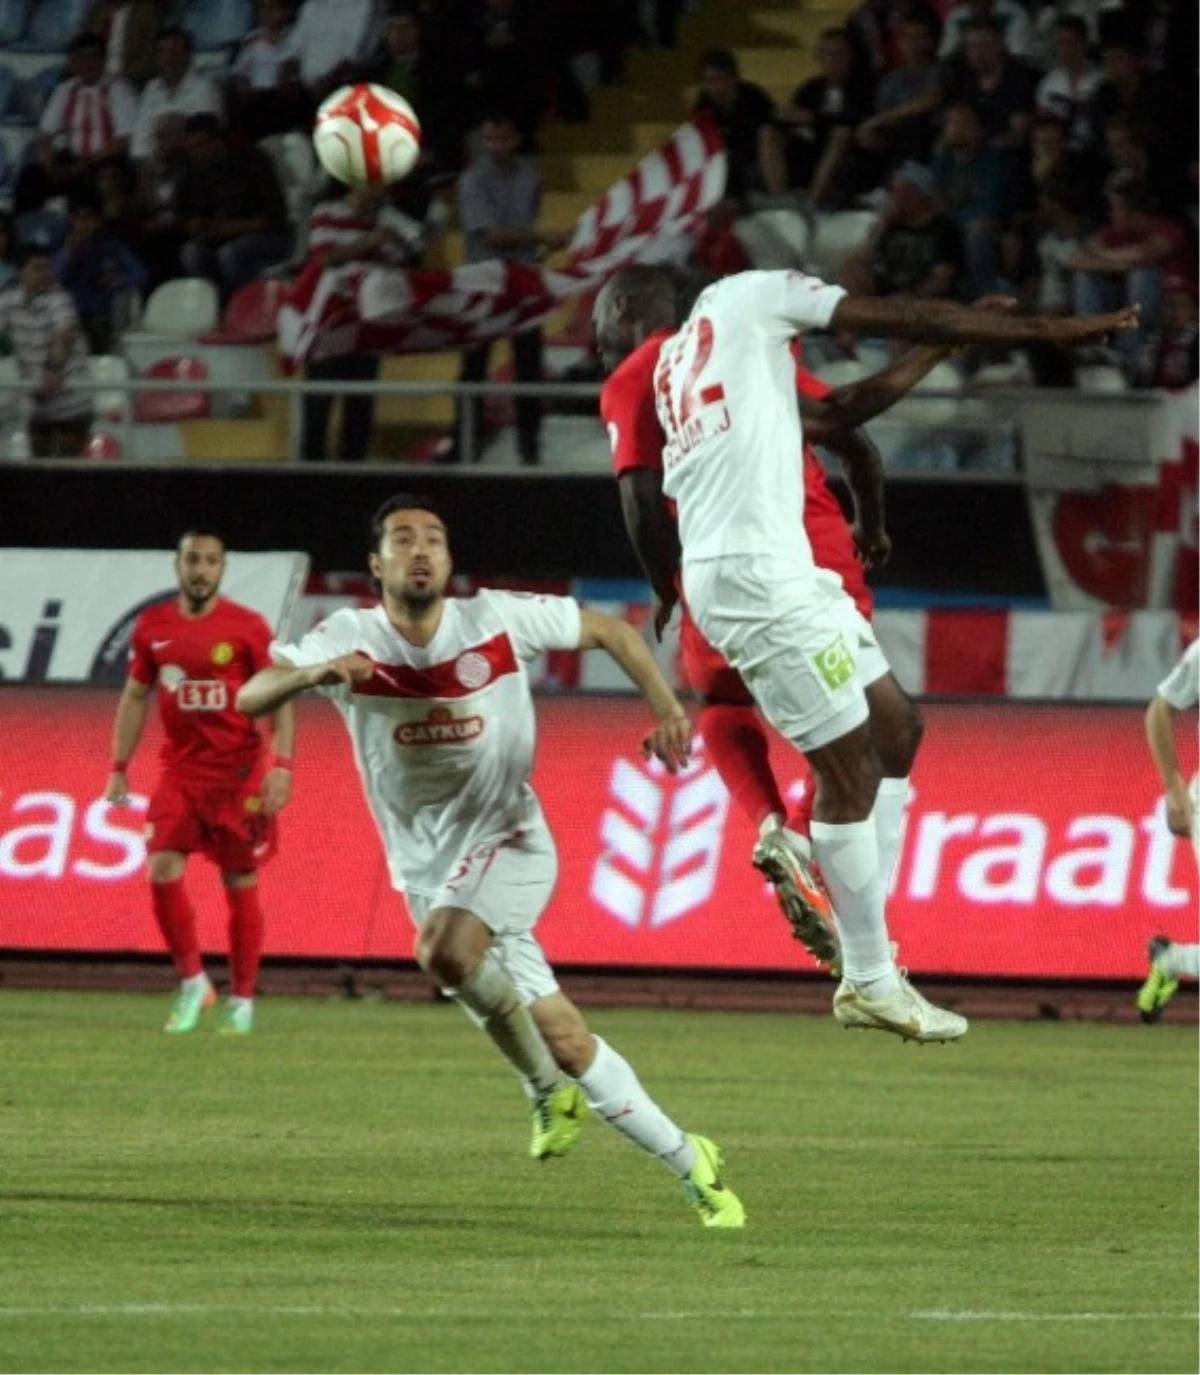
[842,160,963,301]
[856,14,943,173]
[1089,38,1171,148]
[944,19,1036,152]
[692,49,775,209]
[761,27,875,206]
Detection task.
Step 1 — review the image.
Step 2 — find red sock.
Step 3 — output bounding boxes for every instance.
[788,773,815,841]
[151,878,203,979]
[226,885,264,998]
[699,703,786,829]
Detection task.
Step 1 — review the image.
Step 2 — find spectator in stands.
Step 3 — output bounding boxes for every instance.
[1028,115,1083,198]
[370,4,453,168]
[298,182,428,463]
[931,102,1012,297]
[841,161,964,303]
[53,198,147,352]
[692,50,775,210]
[1035,16,1101,150]
[177,114,289,296]
[1090,36,1171,146]
[448,110,568,466]
[464,0,546,145]
[855,14,943,173]
[1032,173,1091,317]
[760,27,875,207]
[939,0,1030,60]
[0,214,17,292]
[1137,275,1199,391]
[93,153,145,250]
[280,0,382,104]
[1136,0,1199,90]
[1068,170,1196,372]
[0,248,93,459]
[14,33,138,225]
[231,0,308,142]
[85,0,161,90]
[135,111,189,285]
[943,19,1036,153]
[849,0,942,78]
[131,28,224,163]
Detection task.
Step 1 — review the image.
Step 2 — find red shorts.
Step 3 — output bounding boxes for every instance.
[679,529,874,702]
[146,768,277,872]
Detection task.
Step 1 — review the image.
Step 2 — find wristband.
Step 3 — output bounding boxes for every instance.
[111,760,128,774]
[270,755,293,771]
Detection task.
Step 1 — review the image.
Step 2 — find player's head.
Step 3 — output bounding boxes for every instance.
[369,494,451,614]
[593,265,686,374]
[175,529,226,610]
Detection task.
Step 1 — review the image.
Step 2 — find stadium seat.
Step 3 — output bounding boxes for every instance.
[1076,363,1129,394]
[735,208,811,272]
[199,278,291,345]
[804,210,878,282]
[0,67,16,120]
[84,430,123,460]
[180,0,255,50]
[134,355,212,423]
[24,64,65,120]
[136,277,221,336]
[10,0,89,51]
[88,354,132,423]
[0,0,29,45]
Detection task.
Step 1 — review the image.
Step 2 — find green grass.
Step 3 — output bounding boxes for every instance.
[0,991,1196,1374]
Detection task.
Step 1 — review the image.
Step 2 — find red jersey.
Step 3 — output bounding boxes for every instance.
[602,331,872,617]
[128,596,275,780]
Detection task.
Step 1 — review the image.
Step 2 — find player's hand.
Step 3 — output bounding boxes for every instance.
[105,771,130,806]
[643,711,693,774]
[309,653,373,688]
[652,587,679,642]
[1049,306,1139,349]
[1165,779,1195,840]
[853,523,892,570]
[260,767,293,816]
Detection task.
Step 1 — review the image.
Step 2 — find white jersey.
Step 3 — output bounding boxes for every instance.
[656,270,846,566]
[273,591,582,896]
[1157,640,1200,711]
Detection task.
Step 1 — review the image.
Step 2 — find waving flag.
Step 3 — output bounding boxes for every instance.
[278,119,726,366]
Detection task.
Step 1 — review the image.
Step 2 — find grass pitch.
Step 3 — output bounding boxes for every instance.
[1,990,1196,1374]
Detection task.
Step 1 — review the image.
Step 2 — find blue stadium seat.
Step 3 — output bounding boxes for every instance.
[0,67,16,120]
[10,0,90,52]
[25,65,65,120]
[0,0,29,45]
[181,0,255,50]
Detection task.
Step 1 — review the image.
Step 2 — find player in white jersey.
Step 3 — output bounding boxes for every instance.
[237,495,745,1228]
[597,266,1135,1043]
[1137,638,1199,1022]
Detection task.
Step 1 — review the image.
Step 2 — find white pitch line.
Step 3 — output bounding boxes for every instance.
[910,1311,1200,1324]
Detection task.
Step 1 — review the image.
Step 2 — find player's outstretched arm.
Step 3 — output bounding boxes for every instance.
[822,428,891,570]
[105,676,152,806]
[1145,694,1193,839]
[237,655,372,717]
[618,469,682,641]
[577,609,692,772]
[801,343,954,441]
[830,295,1139,350]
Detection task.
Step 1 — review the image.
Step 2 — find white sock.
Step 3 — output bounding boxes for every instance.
[182,972,210,994]
[453,955,560,1097]
[228,995,253,1012]
[576,1036,697,1177]
[810,816,898,994]
[1164,942,1200,979]
[874,777,909,891]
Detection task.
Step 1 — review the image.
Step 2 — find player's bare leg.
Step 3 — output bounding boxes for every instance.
[149,850,216,1033]
[220,871,263,1035]
[806,721,966,1043]
[530,991,745,1228]
[864,673,924,895]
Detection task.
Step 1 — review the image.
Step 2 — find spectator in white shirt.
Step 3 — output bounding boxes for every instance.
[939,0,1031,60]
[1035,16,1101,149]
[231,0,308,140]
[0,249,93,459]
[280,0,382,102]
[131,27,224,162]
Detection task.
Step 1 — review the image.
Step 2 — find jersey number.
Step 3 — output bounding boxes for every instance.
[178,680,228,712]
[656,316,726,432]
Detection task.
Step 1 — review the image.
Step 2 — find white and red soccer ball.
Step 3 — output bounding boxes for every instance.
[313,83,422,187]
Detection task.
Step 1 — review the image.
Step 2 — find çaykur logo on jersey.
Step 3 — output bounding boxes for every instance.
[393,705,484,747]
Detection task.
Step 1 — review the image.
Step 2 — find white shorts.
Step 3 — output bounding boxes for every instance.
[404,819,560,1005]
[683,556,883,752]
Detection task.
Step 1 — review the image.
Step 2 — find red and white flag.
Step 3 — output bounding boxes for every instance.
[277,119,726,366]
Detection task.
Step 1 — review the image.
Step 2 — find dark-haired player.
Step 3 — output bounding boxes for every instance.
[238,494,745,1228]
[104,530,295,1035]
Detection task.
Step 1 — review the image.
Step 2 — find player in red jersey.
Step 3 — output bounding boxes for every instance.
[104,531,296,1035]
[599,273,955,971]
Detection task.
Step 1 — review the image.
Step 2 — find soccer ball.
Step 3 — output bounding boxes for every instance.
[313,83,422,188]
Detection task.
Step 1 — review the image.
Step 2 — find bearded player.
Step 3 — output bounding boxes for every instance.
[238,495,745,1229]
[104,531,295,1035]
[597,266,1134,1041]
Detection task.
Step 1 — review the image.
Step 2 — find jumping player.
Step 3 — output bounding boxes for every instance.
[105,531,295,1035]
[601,269,955,971]
[597,266,1134,1042]
[237,495,746,1229]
